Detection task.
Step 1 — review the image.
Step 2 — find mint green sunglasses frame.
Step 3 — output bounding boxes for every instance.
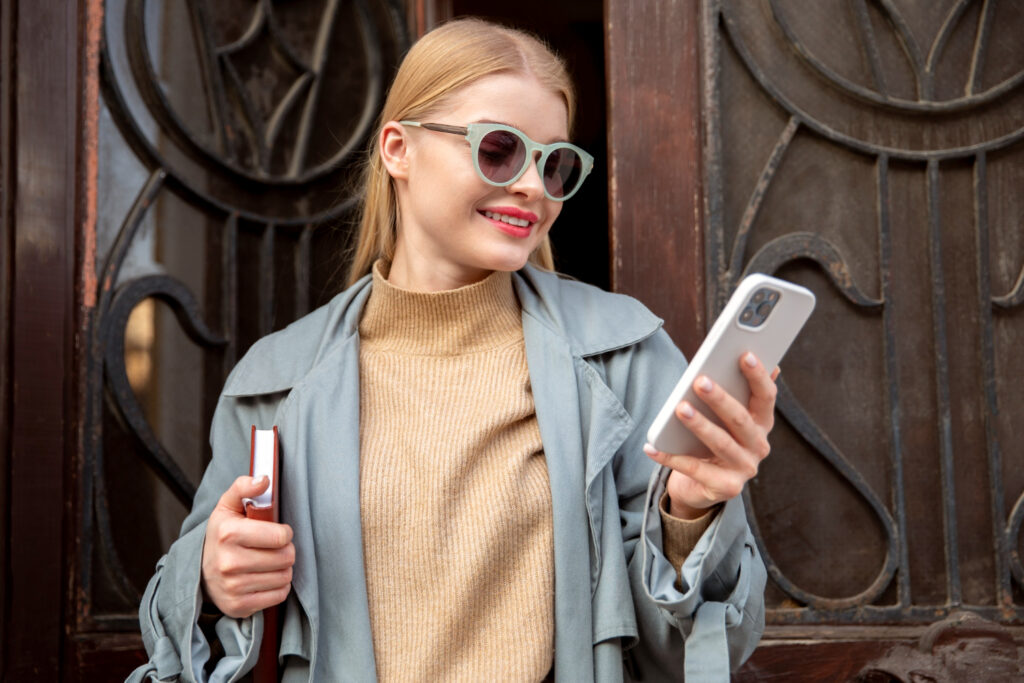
[400,121,594,201]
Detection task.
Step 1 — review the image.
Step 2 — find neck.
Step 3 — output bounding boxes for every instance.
[388,230,496,291]
[386,256,491,292]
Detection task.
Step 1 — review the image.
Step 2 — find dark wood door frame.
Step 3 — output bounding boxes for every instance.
[2,0,94,679]
[606,0,706,358]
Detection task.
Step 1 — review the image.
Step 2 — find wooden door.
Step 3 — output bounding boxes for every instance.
[2,0,409,679]
[5,0,1023,680]
[608,0,1024,679]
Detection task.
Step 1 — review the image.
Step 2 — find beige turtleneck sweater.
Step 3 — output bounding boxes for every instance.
[358,262,554,681]
[356,261,713,680]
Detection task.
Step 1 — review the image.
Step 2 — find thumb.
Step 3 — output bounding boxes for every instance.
[216,474,270,516]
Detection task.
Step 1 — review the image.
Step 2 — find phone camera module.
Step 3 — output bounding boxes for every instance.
[739,287,780,328]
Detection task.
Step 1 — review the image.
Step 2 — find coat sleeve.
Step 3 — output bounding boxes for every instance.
[127,390,283,683]
[607,328,767,681]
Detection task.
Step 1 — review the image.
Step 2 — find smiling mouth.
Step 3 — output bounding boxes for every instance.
[481,210,532,228]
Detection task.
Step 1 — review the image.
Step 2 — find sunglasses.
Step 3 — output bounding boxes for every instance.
[400,121,594,201]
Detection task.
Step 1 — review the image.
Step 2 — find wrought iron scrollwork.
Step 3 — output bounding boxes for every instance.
[101,0,404,222]
[1009,498,1024,588]
[769,0,1024,111]
[993,267,1024,308]
[103,274,226,505]
[719,0,1024,160]
[744,232,883,309]
[707,0,1024,624]
[83,0,408,627]
[745,380,900,611]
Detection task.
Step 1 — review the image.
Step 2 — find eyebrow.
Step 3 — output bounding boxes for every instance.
[471,118,570,144]
[473,118,519,129]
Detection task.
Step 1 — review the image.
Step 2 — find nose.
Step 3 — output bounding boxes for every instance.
[507,153,546,201]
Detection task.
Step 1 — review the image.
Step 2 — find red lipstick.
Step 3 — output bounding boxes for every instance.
[478,206,539,239]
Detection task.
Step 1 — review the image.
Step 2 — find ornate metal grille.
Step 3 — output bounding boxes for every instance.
[80,0,408,630]
[704,0,1024,624]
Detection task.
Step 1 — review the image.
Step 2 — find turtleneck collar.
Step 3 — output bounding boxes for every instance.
[358,260,522,355]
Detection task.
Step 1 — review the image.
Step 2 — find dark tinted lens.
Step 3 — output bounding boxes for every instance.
[477,130,526,183]
[543,147,583,198]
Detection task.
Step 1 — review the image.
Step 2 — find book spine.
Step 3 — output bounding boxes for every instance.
[271,426,280,522]
[246,424,280,683]
[244,505,276,522]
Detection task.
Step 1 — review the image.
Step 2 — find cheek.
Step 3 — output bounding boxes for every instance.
[411,147,477,193]
[539,202,563,235]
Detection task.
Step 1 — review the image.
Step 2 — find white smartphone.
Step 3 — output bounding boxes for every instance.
[646,274,816,455]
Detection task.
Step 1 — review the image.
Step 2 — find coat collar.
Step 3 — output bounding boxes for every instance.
[222,264,662,398]
[513,263,663,357]
[221,274,372,397]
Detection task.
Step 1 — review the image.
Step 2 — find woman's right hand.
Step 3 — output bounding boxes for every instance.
[201,475,296,618]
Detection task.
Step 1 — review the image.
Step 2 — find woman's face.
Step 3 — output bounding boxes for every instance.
[383,72,569,291]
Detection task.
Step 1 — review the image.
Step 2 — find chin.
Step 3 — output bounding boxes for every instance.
[484,253,533,273]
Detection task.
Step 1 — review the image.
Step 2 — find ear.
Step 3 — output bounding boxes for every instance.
[379,121,411,181]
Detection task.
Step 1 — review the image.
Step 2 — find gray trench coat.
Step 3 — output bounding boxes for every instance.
[129,265,766,682]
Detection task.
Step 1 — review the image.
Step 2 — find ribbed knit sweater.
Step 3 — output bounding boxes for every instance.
[356,261,714,680]
[358,262,554,681]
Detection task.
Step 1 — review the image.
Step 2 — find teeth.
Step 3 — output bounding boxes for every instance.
[484,210,530,228]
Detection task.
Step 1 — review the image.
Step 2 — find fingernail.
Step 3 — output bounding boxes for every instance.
[744,352,757,368]
[679,401,695,419]
[697,376,713,393]
[252,475,266,486]
[643,443,658,456]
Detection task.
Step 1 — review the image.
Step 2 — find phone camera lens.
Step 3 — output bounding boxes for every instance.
[756,302,772,318]
[740,308,754,323]
[767,290,779,302]
[752,290,766,304]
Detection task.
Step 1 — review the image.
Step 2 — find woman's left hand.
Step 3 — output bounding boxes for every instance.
[643,352,779,519]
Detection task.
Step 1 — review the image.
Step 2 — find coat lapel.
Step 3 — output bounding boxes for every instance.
[303,335,377,679]
[522,313,595,681]
[278,284,378,680]
[516,267,661,679]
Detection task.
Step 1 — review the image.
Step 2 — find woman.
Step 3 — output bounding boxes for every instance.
[130,17,771,682]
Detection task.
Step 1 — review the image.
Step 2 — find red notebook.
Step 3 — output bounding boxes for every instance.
[245,426,280,683]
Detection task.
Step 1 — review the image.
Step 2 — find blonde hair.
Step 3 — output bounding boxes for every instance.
[345,18,575,287]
